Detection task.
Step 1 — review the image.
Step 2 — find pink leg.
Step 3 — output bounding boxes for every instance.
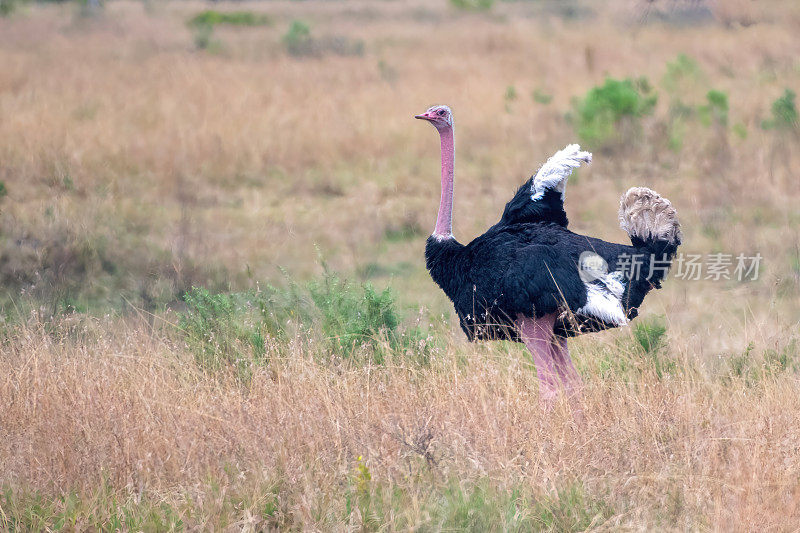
[516,314,560,402]
[550,335,583,397]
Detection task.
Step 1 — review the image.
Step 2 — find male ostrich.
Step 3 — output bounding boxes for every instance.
[415,105,682,399]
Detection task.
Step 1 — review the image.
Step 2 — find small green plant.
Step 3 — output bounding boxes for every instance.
[532,88,553,105]
[531,484,615,531]
[0,181,7,198]
[698,89,729,127]
[282,20,363,58]
[353,456,372,497]
[0,0,20,17]
[661,54,704,95]
[309,270,401,362]
[632,316,668,354]
[180,288,269,380]
[504,85,517,112]
[761,89,798,130]
[187,10,270,51]
[449,0,494,11]
[570,77,657,150]
[726,340,799,385]
[597,316,677,381]
[188,18,216,50]
[504,85,517,102]
[282,20,314,57]
[181,269,431,372]
[188,10,271,28]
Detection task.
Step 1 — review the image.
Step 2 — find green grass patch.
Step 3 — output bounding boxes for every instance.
[282,20,364,58]
[188,10,271,28]
[594,316,679,382]
[1,478,613,531]
[187,10,271,50]
[569,77,657,151]
[180,267,433,376]
[725,339,800,386]
[449,0,494,11]
[761,89,798,131]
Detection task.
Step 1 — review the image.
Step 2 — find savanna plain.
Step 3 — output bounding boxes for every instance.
[1,0,800,530]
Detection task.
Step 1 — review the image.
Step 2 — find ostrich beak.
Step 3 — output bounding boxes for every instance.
[415,113,433,121]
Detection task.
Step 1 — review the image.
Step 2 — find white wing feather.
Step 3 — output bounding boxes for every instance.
[531,144,592,201]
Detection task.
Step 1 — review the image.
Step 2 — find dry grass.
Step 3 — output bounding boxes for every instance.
[1,0,800,529]
[2,313,800,529]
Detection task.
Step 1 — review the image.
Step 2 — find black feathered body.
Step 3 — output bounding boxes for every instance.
[425,221,677,342]
[492,178,569,230]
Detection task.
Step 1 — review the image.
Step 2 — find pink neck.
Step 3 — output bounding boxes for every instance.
[433,125,455,239]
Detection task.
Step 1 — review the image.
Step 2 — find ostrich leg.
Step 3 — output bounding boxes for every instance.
[550,335,582,396]
[516,314,560,402]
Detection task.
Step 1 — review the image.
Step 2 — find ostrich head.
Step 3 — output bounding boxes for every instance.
[415,105,453,130]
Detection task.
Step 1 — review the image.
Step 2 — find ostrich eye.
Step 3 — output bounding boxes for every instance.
[437,109,446,116]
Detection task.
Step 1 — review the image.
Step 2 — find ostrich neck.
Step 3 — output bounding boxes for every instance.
[433,126,455,240]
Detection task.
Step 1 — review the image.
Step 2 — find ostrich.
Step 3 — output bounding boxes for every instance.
[415,105,682,400]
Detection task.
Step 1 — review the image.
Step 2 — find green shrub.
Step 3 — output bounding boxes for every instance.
[449,0,494,11]
[309,270,404,363]
[661,54,704,95]
[632,316,667,354]
[698,89,729,127]
[595,316,677,381]
[761,89,798,130]
[532,88,553,105]
[180,269,431,372]
[570,77,657,150]
[282,20,314,57]
[187,10,270,51]
[0,0,20,17]
[282,20,364,58]
[189,22,215,50]
[726,340,799,385]
[188,10,271,28]
[180,288,268,380]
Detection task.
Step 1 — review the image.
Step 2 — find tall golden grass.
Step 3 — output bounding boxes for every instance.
[2,313,800,529]
[1,0,800,529]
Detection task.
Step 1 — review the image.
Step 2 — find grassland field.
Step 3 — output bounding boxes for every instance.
[1,0,800,530]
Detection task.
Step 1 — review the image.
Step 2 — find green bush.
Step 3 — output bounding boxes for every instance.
[570,77,657,150]
[449,0,494,11]
[698,89,729,127]
[309,269,423,363]
[282,20,314,57]
[189,22,215,50]
[187,10,271,51]
[661,54,704,95]
[761,89,798,130]
[180,269,431,373]
[0,0,20,17]
[282,20,364,58]
[632,316,668,354]
[180,288,269,379]
[188,10,271,28]
[532,88,553,105]
[726,340,799,385]
[595,316,678,381]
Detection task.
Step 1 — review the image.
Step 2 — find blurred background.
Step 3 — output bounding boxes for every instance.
[0,0,798,341]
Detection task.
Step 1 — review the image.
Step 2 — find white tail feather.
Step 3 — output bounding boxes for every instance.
[531,144,592,201]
